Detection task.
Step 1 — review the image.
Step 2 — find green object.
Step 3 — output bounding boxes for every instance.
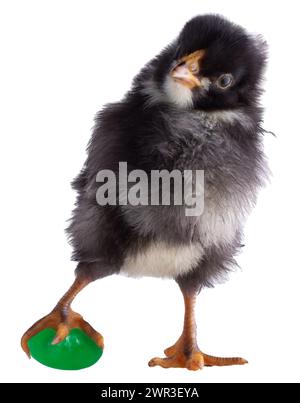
[28,328,103,370]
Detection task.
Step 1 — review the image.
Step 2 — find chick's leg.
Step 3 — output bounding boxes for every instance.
[21,274,103,357]
[149,289,247,370]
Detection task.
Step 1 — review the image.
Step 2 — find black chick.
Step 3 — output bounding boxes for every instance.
[22,14,268,370]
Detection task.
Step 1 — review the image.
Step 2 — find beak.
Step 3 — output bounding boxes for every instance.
[171,50,205,89]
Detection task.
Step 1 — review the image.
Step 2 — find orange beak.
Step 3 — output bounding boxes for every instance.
[171,50,205,89]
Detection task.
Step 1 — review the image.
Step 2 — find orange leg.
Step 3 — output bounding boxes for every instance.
[149,290,247,370]
[21,275,103,357]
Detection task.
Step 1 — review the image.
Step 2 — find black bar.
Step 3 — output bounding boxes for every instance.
[3,383,265,399]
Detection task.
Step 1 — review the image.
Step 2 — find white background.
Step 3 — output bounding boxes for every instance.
[0,0,299,383]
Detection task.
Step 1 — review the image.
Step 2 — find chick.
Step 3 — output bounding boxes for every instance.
[22,14,268,370]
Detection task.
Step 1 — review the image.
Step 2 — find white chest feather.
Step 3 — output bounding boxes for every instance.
[121,242,204,279]
[121,195,250,279]
[197,198,246,248]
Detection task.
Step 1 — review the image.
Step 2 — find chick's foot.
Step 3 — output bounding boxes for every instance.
[149,339,247,370]
[21,308,104,357]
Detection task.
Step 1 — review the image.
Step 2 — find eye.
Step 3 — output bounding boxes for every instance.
[216,73,234,89]
[189,62,199,74]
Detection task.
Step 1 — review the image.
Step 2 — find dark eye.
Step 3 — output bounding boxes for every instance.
[216,73,233,89]
[189,62,199,74]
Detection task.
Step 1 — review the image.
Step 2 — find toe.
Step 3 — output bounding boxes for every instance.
[51,323,69,345]
[79,318,104,349]
[20,336,31,358]
[164,346,176,357]
[148,357,162,367]
[148,356,184,369]
[164,337,182,357]
[21,314,57,357]
[202,353,248,367]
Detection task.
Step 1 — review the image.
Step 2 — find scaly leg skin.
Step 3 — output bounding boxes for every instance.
[149,291,247,370]
[21,275,104,358]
